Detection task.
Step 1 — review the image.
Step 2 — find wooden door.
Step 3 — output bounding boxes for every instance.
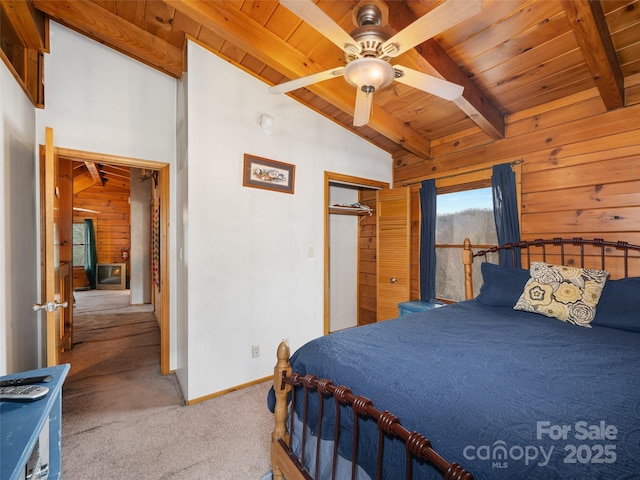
[37,127,73,366]
[376,187,410,321]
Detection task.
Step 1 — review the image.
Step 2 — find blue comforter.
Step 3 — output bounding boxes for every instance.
[279,300,640,479]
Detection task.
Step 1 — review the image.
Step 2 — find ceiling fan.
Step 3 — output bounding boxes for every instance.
[269,0,481,127]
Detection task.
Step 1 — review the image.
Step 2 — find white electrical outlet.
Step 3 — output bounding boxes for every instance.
[252,345,260,358]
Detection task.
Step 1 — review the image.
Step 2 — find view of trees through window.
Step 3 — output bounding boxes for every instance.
[73,223,87,267]
[435,187,498,301]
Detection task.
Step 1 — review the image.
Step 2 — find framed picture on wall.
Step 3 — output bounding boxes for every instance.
[243,154,295,194]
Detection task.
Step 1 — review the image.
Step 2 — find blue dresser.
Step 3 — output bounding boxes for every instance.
[1,364,70,480]
[398,300,444,317]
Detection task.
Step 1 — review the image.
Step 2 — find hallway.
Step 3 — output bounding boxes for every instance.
[59,290,272,479]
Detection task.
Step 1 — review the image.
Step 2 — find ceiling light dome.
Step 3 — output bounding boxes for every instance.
[343,57,395,93]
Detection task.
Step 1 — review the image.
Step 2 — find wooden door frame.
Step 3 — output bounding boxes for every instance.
[50,146,171,374]
[324,172,388,334]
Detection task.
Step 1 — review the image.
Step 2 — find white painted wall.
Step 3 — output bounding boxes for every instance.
[329,186,359,332]
[184,41,392,400]
[1,24,392,398]
[130,168,152,304]
[35,23,179,367]
[36,24,176,164]
[0,61,39,375]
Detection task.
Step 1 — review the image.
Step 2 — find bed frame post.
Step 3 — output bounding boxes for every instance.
[463,238,474,300]
[272,341,292,480]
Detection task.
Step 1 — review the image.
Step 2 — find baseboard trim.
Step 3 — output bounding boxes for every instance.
[185,375,271,406]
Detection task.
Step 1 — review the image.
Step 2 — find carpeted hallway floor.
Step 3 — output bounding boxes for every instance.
[60,290,273,479]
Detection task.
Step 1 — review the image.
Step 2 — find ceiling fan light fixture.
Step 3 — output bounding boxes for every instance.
[344,57,394,92]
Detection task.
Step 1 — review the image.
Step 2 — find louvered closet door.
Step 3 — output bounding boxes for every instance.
[376,187,410,321]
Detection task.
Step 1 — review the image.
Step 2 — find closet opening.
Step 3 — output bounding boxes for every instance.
[324,172,388,334]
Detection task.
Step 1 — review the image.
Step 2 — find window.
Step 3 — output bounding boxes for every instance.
[73,219,97,267]
[72,222,88,267]
[435,187,498,302]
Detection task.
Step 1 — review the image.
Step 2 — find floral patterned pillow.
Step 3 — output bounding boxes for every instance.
[513,262,609,327]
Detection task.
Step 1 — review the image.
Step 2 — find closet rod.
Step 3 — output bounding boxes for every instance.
[401,159,523,187]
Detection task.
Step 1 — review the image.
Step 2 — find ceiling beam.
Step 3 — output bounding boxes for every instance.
[100,169,130,182]
[1,1,46,51]
[84,162,104,185]
[386,2,505,140]
[561,0,624,110]
[32,0,183,78]
[73,173,96,195]
[166,0,432,159]
[100,165,131,182]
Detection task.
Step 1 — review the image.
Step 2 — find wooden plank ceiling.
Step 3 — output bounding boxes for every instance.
[72,162,132,194]
[14,1,640,159]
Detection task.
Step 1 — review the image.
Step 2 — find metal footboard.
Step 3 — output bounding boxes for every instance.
[271,342,473,480]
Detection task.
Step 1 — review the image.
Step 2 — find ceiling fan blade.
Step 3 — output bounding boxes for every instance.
[393,65,463,101]
[280,0,361,57]
[381,0,482,58]
[269,67,345,94]
[353,88,373,127]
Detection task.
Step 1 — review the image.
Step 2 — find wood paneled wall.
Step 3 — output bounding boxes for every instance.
[395,77,640,297]
[72,183,131,288]
[358,189,377,326]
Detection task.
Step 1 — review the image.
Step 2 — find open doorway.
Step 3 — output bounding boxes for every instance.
[71,163,153,303]
[53,146,170,374]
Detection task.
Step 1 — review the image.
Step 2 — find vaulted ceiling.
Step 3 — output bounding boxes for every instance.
[5,0,640,159]
[72,162,133,194]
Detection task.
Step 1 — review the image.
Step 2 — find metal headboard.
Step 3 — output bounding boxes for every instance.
[463,237,640,300]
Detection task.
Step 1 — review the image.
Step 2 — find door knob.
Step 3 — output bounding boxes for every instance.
[33,301,68,312]
[390,277,397,283]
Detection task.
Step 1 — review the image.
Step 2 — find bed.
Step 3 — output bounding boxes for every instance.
[269,237,640,480]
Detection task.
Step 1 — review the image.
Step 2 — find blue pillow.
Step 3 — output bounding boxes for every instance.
[591,277,640,332]
[476,262,530,307]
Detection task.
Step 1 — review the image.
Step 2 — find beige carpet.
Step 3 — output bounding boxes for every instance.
[60,290,273,479]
